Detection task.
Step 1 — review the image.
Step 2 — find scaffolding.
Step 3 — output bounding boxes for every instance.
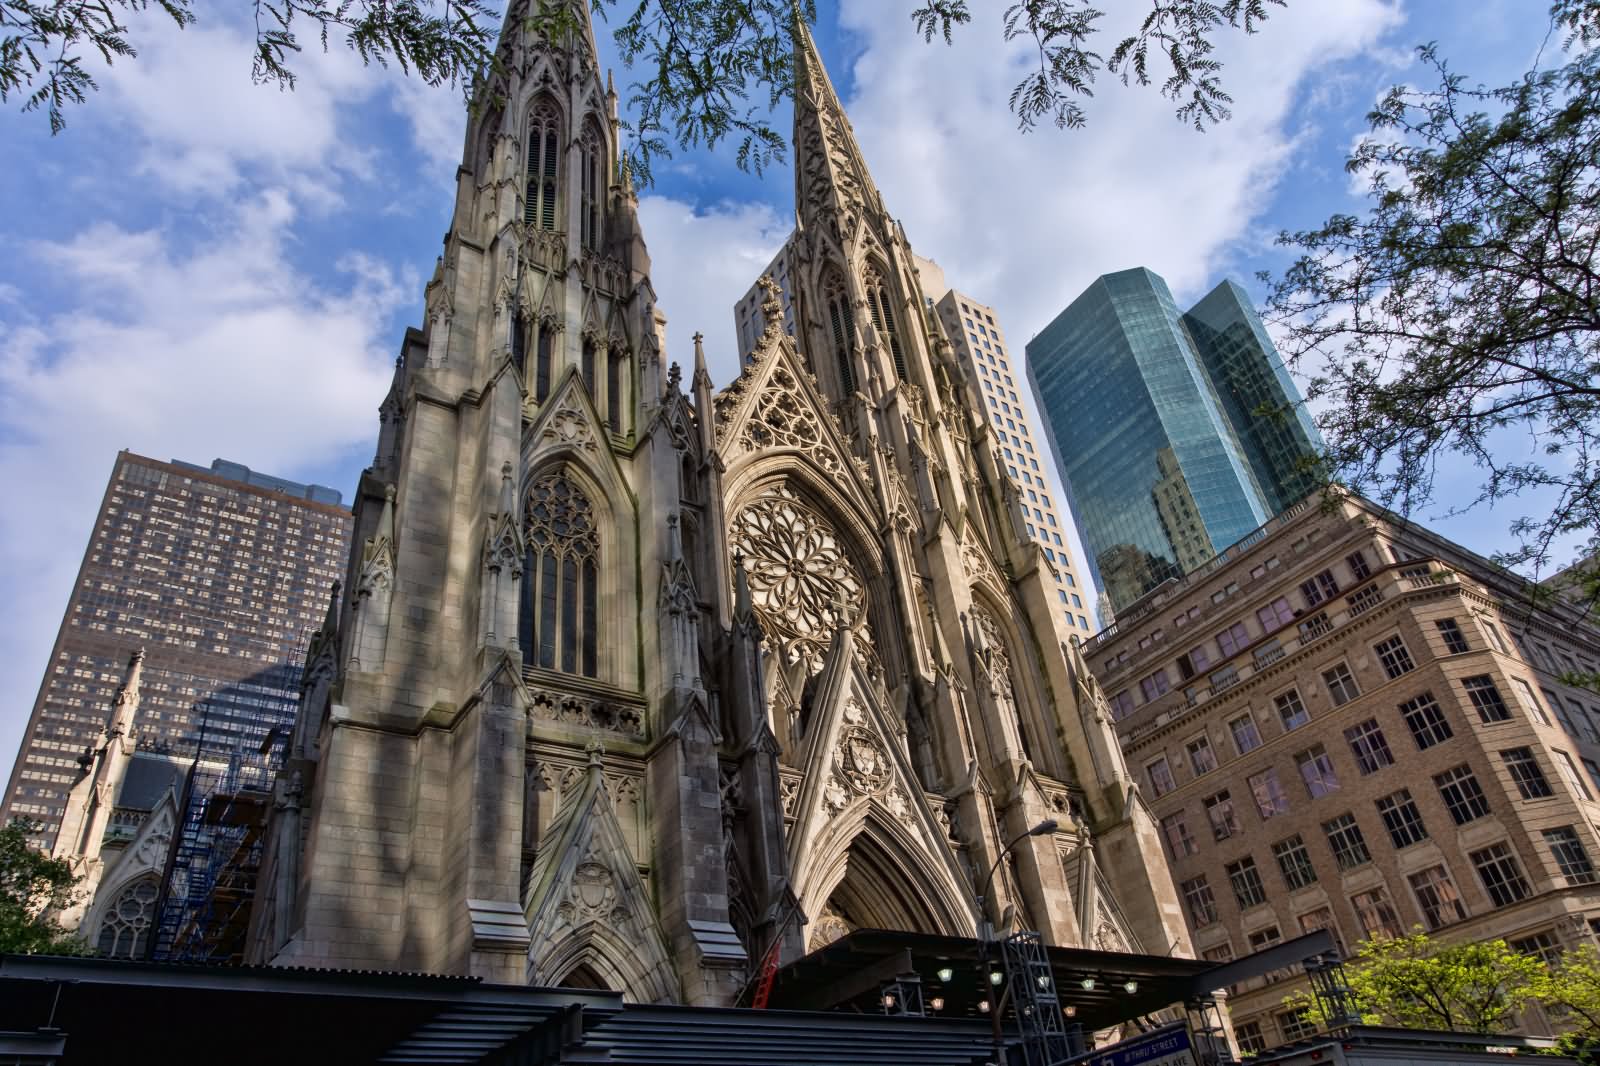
[149,729,286,961]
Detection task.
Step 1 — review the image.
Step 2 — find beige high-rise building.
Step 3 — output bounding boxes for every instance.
[245,0,1190,1005]
[1084,491,1600,1053]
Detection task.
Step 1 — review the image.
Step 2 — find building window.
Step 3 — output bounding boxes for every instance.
[519,471,600,678]
[1433,764,1491,824]
[1511,677,1551,725]
[1501,746,1553,799]
[1300,569,1340,607]
[607,350,625,428]
[1181,876,1217,926]
[1140,669,1171,702]
[525,98,562,230]
[1322,663,1360,706]
[1187,735,1217,776]
[1229,714,1263,754]
[1216,622,1251,658]
[824,277,857,395]
[1272,834,1318,890]
[1543,826,1598,885]
[1275,688,1311,730]
[534,322,555,402]
[1248,767,1290,819]
[1511,930,1563,966]
[1344,719,1394,774]
[1278,1009,1317,1044]
[1226,857,1268,909]
[1408,865,1468,930]
[1400,692,1453,749]
[1299,612,1332,641]
[1109,689,1135,721]
[1235,1022,1266,1055]
[1462,675,1511,723]
[864,266,908,382]
[1257,597,1294,634]
[1554,750,1595,800]
[1347,551,1372,580]
[1205,790,1240,841]
[1435,618,1469,654]
[1323,812,1371,870]
[1374,635,1416,679]
[1352,887,1403,940]
[96,876,159,959]
[1249,925,1283,954]
[1470,842,1532,906]
[1296,745,1341,798]
[1162,811,1198,859]
[1147,755,1176,797]
[1376,788,1429,848]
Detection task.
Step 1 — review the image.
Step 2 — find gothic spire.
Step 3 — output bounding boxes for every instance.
[790,13,876,242]
[109,649,144,738]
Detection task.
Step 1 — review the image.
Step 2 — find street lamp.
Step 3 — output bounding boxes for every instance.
[976,819,1059,938]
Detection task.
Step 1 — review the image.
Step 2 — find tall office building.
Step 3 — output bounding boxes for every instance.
[1027,268,1322,614]
[2,452,352,845]
[1085,492,1600,1052]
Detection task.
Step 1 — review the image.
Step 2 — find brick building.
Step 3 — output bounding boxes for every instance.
[1084,492,1600,1051]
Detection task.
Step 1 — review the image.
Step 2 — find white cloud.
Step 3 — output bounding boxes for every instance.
[0,190,401,771]
[637,195,791,382]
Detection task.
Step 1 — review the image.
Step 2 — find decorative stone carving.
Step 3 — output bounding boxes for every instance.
[540,403,599,453]
[728,487,866,674]
[960,529,1006,592]
[837,724,890,795]
[808,903,852,951]
[779,771,803,820]
[527,687,645,737]
[736,362,847,478]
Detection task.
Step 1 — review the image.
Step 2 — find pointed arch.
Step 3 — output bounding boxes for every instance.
[579,117,606,251]
[519,468,600,677]
[525,96,563,231]
[821,268,856,396]
[862,261,907,383]
[95,874,160,959]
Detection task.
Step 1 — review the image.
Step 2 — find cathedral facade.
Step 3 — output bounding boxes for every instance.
[244,0,1189,1004]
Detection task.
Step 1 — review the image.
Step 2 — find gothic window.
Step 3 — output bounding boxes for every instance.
[607,350,625,428]
[863,266,907,382]
[535,323,554,402]
[973,603,1035,761]
[511,312,527,373]
[96,876,159,959]
[824,275,856,394]
[580,123,604,250]
[525,99,562,231]
[582,337,597,395]
[519,471,599,677]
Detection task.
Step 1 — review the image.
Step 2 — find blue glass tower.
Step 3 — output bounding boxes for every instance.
[1027,268,1319,614]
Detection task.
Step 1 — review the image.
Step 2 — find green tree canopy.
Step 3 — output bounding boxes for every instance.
[0,818,90,956]
[1286,932,1545,1035]
[2,0,1286,178]
[1266,0,1600,608]
[1544,943,1600,1062]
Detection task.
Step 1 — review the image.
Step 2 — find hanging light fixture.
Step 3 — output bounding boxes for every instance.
[1064,1005,1078,1018]
[990,970,1004,986]
[882,992,896,1009]
[1124,980,1139,994]
[1036,974,1052,990]
[1080,977,1096,991]
[937,967,954,983]
[979,1000,992,1013]
[930,996,946,1011]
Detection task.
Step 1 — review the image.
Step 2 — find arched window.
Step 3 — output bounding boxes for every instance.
[525,100,562,231]
[606,351,625,429]
[582,337,597,395]
[97,876,159,959]
[580,123,604,250]
[534,323,554,402]
[864,267,908,383]
[824,276,856,395]
[519,471,599,677]
[511,312,527,373]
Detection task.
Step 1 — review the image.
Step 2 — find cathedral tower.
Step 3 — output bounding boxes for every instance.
[249,2,1189,1003]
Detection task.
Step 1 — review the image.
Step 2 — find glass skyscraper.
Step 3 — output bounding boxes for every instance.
[1027,268,1321,615]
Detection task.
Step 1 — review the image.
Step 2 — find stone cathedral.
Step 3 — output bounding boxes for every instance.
[245,0,1189,1004]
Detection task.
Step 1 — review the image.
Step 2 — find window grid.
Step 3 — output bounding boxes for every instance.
[1162,811,1198,859]
[1344,719,1395,774]
[1462,675,1512,723]
[1296,745,1341,798]
[1433,764,1491,825]
[1400,692,1453,749]
[1544,826,1598,885]
[1205,791,1241,841]
[1435,618,1469,654]
[1374,635,1416,680]
[1275,688,1310,731]
[1226,857,1268,909]
[1181,876,1217,926]
[1352,887,1403,940]
[1323,663,1360,706]
[1471,842,1532,906]
[1376,788,1429,848]
[1408,865,1468,930]
[1271,835,1318,890]
[1501,747,1553,799]
[1249,767,1291,820]
[1323,813,1371,871]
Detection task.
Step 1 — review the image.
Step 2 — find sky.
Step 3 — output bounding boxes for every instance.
[0,0,1566,772]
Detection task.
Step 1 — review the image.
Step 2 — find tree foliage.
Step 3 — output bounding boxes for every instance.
[1286,932,1545,1036]
[0,818,90,956]
[3,0,1285,176]
[1265,1,1600,605]
[1546,944,1600,1063]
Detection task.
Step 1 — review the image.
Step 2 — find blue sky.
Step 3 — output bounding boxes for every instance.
[0,0,1565,769]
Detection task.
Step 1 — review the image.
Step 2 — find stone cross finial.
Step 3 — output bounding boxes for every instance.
[758,275,783,320]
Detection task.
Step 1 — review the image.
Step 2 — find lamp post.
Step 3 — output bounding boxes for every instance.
[977,819,1058,1057]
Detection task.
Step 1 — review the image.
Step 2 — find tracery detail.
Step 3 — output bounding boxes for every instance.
[519,471,599,677]
[729,486,865,672]
[737,362,845,477]
[96,876,158,959]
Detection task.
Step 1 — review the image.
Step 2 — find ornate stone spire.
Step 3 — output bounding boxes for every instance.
[790,14,875,243]
[109,649,144,738]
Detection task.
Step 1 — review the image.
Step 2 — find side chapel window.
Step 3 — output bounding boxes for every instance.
[519,471,599,677]
[582,337,597,395]
[97,876,159,959]
[580,123,604,251]
[607,350,625,429]
[824,276,856,395]
[525,100,561,231]
[535,323,554,402]
[864,266,908,383]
